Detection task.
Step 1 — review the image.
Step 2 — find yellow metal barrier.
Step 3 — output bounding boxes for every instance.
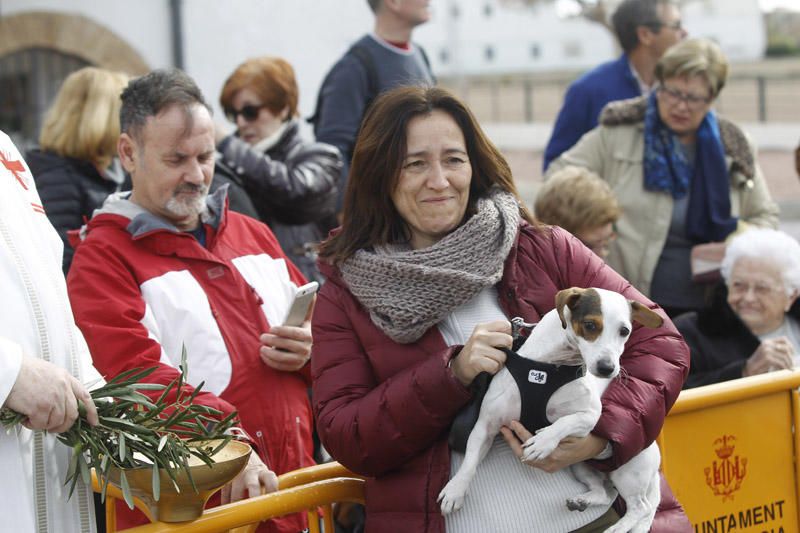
[92,462,365,533]
[93,369,800,532]
[657,369,800,533]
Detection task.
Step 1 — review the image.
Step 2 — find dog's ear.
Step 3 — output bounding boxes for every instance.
[630,300,663,329]
[555,288,583,329]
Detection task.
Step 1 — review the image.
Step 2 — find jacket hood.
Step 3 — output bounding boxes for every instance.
[73,184,229,245]
[599,95,755,181]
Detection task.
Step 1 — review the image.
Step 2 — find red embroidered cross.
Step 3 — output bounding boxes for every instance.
[0,150,28,190]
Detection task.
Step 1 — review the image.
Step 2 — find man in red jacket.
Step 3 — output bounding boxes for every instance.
[67,69,315,533]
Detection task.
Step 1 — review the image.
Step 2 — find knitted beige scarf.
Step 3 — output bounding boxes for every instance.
[340,189,521,343]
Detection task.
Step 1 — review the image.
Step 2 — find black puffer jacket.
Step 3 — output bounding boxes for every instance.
[675,283,800,389]
[217,120,341,282]
[26,149,121,273]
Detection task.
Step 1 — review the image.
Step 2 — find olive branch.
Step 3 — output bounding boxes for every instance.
[0,349,237,509]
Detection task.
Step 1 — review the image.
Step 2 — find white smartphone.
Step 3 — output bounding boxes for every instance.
[282,281,319,327]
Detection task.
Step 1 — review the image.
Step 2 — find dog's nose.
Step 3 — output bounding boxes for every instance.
[595,360,615,377]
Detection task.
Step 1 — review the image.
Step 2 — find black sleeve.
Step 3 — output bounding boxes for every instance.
[218,135,342,225]
[674,313,748,389]
[312,55,370,211]
[34,167,83,273]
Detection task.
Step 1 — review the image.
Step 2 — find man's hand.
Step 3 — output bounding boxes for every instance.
[744,337,794,376]
[220,452,278,504]
[4,357,99,433]
[450,321,512,387]
[259,320,313,372]
[500,420,608,473]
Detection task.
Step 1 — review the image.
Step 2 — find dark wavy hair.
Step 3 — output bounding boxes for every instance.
[319,85,535,265]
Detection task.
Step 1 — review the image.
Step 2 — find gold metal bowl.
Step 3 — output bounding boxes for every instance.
[108,439,251,522]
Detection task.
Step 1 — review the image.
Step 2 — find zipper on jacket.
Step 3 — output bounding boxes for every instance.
[294,416,305,467]
[255,430,271,468]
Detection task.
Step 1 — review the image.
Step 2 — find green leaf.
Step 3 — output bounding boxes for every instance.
[119,470,134,510]
[151,462,161,502]
[78,454,91,486]
[158,434,168,452]
[119,432,126,462]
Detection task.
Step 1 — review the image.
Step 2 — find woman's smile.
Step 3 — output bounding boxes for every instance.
[392,109,472,250]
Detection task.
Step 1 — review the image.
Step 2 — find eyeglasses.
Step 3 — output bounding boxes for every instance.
[580,231,617,257]
[646,19,683,31]
[658,85,712,111]
[728,280,784,298]
[225,104,267,123]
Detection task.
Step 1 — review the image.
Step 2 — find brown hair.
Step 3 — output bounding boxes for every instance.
[40,67,129,169]
[319,85,535,265]
[535,166,620,236]
[219,56,299,118]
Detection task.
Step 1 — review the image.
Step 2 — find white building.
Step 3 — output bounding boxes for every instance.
[0,0,766,146]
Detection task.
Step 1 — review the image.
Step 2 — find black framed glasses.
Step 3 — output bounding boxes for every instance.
[658,85,712,110]
[225,104,267,123]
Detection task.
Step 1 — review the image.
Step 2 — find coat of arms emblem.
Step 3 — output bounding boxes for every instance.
[704,434,747,501]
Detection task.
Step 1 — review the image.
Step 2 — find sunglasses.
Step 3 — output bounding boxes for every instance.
[225,104,267,123]
[646,19,683,31]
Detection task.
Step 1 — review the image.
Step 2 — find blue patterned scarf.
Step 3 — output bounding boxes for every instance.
[643,92,737,243]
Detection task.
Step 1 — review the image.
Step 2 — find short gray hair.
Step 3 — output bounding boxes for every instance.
[120,68,211,142]
[655,38,729,98]
[721,228,800,295]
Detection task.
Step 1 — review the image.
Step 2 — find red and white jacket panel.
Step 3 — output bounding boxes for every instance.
[67,191,315,481]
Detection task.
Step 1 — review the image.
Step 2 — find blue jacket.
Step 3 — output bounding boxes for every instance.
[543,54,641,170]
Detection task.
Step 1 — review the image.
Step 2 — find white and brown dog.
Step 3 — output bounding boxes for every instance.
[438,287,664,533]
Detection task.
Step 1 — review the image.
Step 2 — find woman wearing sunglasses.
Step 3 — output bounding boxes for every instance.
[547,38,778,317]
[217,57,342,282]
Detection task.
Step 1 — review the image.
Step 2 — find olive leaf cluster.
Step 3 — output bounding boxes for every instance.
[0,351,237,510]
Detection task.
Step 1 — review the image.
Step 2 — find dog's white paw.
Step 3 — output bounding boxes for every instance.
[521,430,560,462]
[438,479,467,515]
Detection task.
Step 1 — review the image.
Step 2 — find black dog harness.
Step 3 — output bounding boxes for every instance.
[448,318,583,453]
[503,348,584,434]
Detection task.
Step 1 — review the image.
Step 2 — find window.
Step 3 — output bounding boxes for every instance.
[530,43,541,59]
[0,48,89,149]
[485,45,495,62]
[440,48,450,64]
[484,3,493,17]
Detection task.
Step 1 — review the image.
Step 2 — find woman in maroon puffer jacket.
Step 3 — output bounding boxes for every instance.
[312,86,691,532]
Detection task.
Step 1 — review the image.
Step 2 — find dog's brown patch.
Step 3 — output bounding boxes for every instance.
[555,287,604,340]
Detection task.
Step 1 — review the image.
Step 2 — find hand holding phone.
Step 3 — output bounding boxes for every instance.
[260,282,318,372]
[282,281,319,326]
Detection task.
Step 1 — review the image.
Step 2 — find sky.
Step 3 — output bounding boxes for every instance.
[759,0,800,11]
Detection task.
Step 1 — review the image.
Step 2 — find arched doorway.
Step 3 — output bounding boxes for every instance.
[0,11,149,148]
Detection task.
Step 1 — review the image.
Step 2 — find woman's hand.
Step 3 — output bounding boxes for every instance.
[744,337,794,376]
[500,420,608,473]
[259,320,313,372]
[220,452,278,504]
[450,320,512,387]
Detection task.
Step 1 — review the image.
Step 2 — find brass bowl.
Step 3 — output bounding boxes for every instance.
[108,439,251,522]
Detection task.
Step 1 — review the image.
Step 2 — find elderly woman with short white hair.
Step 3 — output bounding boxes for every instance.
[675,228,800,388]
